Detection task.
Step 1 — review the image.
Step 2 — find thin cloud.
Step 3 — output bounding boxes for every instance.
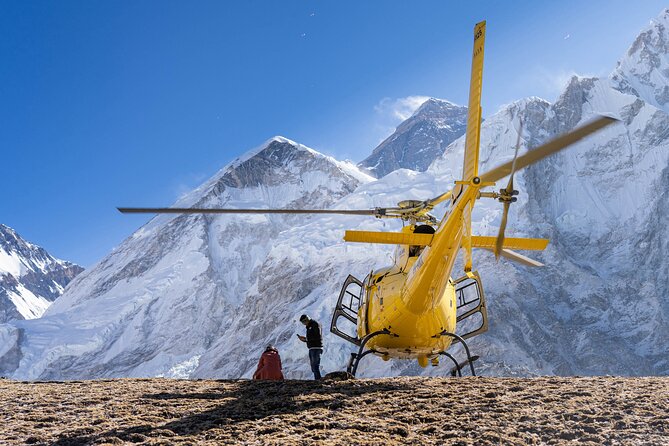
[374,95,431,122]
[173,172,209,200]
[370,95,431,145]
[549,69,581,93]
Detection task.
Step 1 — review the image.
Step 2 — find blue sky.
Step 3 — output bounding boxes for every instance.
[1,1,666,267]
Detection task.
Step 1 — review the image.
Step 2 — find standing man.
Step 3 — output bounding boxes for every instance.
[297,314,323,380]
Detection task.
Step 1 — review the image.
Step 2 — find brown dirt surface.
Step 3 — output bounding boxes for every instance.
[0,376,667,445]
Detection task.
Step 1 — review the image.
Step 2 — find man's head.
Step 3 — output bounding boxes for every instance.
[265,344,275,352]
[300,314,309,325]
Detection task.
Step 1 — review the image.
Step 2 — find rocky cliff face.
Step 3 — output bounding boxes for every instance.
[0,224,83,322]
[359,98,468,177]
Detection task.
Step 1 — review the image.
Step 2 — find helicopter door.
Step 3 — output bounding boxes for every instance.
[330,274,364,346]
[452,271,489,341]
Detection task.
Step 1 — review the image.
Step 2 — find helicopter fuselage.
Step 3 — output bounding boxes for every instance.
[360,253,458,362]
[355,182,478,366]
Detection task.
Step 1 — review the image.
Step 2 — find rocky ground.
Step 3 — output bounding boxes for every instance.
[0,376,667,445]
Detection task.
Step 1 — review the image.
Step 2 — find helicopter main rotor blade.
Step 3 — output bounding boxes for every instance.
[479,115,618,184]
[117,207,379,216]
[494,201,510,259]
[422,190,453,209]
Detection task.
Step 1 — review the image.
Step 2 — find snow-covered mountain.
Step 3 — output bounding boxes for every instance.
[611,8,669,114]
[0,137,376,379]
[429,77,669,376]
[1,11,668,380]
[0,224,83,322]
[359,98,468,177]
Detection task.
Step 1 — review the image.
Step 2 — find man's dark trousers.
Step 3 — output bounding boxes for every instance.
[309,348,322,380]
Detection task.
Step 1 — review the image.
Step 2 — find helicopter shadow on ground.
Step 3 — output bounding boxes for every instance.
[51,378,413,445]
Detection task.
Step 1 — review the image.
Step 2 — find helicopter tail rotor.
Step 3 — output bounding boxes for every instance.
[493,118,523,259]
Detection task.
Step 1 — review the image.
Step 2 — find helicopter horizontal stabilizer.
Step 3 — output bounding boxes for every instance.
[343,230,434,246]
[472,236,548,251]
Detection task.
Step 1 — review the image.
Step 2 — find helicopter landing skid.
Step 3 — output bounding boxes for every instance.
[432,330,478,376]
[437,352,480,377]
[347,328,394,377]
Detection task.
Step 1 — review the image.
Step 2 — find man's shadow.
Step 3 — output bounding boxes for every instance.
[51,378,411,445]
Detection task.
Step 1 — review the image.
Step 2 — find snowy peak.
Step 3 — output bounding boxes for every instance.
[168,136,373,218]
[428,96,552,181]
[171,137,373,217]
[1,224,49,277]
[0,135,375,380]
[411,98,463,121]
[611,8,669,113]
[552,76,599,132]
[229,136,318,170]
[0,224,83,321]
[359,98,468,177]
[222,136,371,190]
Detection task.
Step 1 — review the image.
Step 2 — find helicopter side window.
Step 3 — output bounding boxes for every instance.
[409,224,435,257]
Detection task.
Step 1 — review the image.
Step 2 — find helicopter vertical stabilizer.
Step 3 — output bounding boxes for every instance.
[458,20,486,272]
[461,20,486,184]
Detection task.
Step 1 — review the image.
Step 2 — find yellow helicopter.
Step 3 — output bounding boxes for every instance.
[119,21,617,377]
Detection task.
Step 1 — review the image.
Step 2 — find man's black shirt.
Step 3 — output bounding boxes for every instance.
[305,320,323,349]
